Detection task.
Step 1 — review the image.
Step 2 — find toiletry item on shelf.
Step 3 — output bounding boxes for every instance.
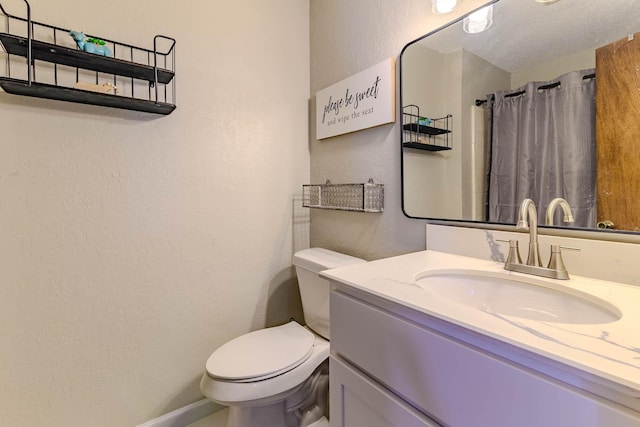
[418,117,432,126]
[69,30,113,57]
[73,82,118,94]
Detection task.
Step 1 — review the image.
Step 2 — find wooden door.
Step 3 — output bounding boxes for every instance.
[596,32,640,231]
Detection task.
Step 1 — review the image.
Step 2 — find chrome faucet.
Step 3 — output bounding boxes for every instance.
[516,198,542,267]
[499,198,579,280]
[545,198,575,226]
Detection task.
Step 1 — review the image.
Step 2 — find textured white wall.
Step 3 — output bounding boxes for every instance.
[402,45,453,218]
[309,0,489,260]
[0,0,309,425]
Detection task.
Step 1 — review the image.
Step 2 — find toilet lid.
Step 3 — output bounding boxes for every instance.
[205,321,315,381]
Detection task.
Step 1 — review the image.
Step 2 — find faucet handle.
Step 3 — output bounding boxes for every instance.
[547,245,580,272]
[497,239,523,265]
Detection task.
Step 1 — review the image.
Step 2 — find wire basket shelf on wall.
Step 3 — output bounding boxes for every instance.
[303,179,384,213]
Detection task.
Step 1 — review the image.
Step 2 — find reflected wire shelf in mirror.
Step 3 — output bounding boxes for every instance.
[402,105,452,151]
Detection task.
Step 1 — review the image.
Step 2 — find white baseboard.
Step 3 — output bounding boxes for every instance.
[137,399,224,427]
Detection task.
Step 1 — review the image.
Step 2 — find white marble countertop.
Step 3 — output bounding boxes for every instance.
[321,250,640,397]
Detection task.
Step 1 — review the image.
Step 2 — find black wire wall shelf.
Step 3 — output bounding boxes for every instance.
[0,76,175,114]
[0,0,176,115]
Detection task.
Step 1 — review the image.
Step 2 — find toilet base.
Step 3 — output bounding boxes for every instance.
[226,402,297,427]
[225,402,329,427]
[224,360,329,427]
[307,416,329,427]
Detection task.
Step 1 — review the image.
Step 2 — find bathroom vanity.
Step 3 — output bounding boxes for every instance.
[323,249,640,426]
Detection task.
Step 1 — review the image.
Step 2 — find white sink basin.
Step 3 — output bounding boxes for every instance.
[415,269,621,324]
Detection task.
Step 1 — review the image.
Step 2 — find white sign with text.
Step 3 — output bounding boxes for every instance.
[315,58,395,140]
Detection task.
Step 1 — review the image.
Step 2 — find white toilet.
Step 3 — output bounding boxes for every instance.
[200,248,366,427]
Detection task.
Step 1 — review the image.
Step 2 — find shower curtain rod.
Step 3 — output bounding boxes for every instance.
[474,73,596,106]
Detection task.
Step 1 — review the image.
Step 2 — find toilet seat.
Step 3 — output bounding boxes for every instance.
[201,331,330,406]
[206,321,315,382]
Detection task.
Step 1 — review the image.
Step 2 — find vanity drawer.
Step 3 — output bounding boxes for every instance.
[330,356,440,427]
[330,290,640,427]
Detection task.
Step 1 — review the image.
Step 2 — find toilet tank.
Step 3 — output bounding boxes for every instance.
[293,248,366,340]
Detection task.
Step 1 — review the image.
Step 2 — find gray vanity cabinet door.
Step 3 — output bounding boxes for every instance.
[330,356,441,427]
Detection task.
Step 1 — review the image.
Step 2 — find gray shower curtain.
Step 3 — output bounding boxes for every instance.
[485,69,596,228]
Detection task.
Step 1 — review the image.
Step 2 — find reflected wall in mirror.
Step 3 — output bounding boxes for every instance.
[400,0,640,232]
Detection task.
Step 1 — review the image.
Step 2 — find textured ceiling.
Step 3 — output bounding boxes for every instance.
[417,0,640,72]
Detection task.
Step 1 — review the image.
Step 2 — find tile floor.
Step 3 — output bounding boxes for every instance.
[186,408,229,427]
